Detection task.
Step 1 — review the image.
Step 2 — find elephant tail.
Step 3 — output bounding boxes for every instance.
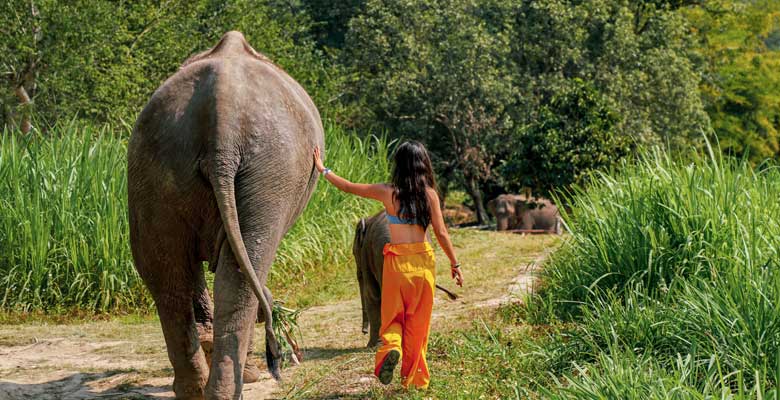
[354,217,367,249]
[358,218,367,241]
[211,174,282,380]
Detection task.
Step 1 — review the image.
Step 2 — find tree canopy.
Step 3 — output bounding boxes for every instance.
[2,0,778,219]
[1,0,338,129]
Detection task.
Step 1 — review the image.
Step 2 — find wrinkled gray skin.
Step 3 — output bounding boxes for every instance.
[487,194,561,234]
[352,211,388,347]
[127,31,323,399]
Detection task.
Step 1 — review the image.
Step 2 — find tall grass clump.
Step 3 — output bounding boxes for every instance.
[0,123,140,312]
[526,146,780,392]
[0,121,389,313]
[537,147,780,315]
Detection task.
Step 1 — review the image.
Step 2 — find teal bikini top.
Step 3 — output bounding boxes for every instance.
[386,212,419,225]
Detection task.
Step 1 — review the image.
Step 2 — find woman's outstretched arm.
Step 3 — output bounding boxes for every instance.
[427,188,464,287]
[313,146,389,202]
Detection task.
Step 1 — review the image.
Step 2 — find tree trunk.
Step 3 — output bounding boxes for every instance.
[14,85,32,134]
[436,162,456,209]
[11,0,41,135]
[464,174,488,225]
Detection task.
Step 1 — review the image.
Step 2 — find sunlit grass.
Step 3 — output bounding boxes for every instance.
[523,145,780,394]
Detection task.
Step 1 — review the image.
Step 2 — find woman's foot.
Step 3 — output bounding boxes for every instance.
[378,349,400,385]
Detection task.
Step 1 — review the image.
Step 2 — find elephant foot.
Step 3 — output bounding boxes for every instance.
[243,361,263,383]
[366,337,379,348]
[172,376,206,400]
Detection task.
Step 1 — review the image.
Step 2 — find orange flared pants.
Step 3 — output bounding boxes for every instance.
[374,242,435,389]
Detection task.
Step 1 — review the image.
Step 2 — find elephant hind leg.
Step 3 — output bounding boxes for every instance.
[357,259,370,334]
[157,293,210,399]
[244,286,276,384]
[131,219,209,398]
[364,267,382,348]
[142,259,209,398]
[260,287,280,380]
[243,324,263,383]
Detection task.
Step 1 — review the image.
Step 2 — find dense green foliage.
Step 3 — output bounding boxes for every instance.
[499,80,632,196]
[0,0,339,126]
[0,122,387,312]
[343,0,709,211]
[687,1,780,162]
[399,321,775,399]
[507,0,709,147]
[0,124,136,311]
[345,0,516,222]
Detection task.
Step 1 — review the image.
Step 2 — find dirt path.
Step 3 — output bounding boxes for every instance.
[0,231,558,399]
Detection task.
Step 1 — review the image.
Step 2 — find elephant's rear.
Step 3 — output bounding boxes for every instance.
[126,31,324,398]
[127,58,224,284]
[127,50,325,264]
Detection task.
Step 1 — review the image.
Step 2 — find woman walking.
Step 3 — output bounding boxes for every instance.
[313,141,463,389]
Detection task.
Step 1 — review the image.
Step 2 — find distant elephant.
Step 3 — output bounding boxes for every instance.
[488,194,561,234]
[353,212,459,347]
[127,31,323,399]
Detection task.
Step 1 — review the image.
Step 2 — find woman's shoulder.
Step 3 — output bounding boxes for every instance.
[377,183,394,192]
[375,183,394,200]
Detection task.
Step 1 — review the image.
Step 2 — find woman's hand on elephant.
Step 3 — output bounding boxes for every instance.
[313,146,325,173]
[451,265,463,287]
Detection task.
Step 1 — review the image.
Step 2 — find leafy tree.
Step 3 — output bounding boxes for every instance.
[344,0,709,220]
[1,0,338,129]
[345,0,516,223]
[500,79,632,198]
[686,0,780,162]
[301,0,366,49]
[510,0,710,149]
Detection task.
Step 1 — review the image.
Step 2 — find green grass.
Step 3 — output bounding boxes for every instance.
[0,124,138,313]
[0,121,388,314]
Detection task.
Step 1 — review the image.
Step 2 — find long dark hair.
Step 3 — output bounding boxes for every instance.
[391,141,437,228]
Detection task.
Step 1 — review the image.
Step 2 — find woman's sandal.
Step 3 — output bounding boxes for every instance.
[378,349,400,385]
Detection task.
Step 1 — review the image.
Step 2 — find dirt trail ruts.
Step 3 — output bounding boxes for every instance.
[0,232,557,399]
[0,323,277,399]
[272,232,558,399]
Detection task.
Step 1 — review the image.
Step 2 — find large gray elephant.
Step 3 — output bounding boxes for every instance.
[353,211,458,347]
[487,194,561,234]
[127,31,323,399]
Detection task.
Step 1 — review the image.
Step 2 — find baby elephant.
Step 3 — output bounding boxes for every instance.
[353,211,388,347]
[353,211,456,347]
[487,194,562,234]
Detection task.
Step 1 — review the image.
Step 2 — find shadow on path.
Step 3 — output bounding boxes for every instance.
[300,346,369,362]
[0,370,171,400]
